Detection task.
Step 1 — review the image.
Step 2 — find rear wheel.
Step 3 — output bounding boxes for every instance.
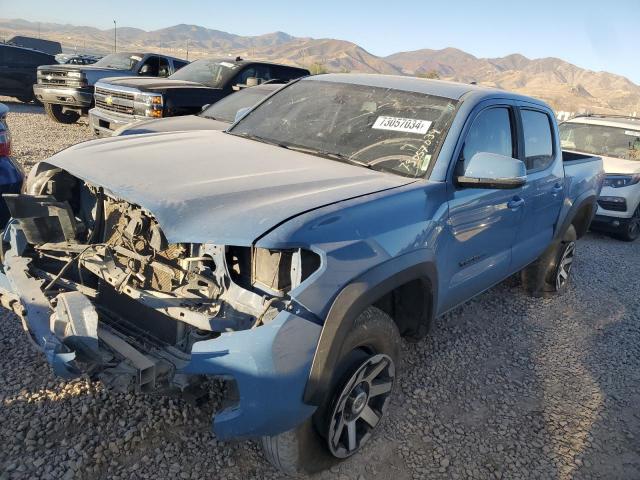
[44,103,80,124]
[261,306,400,475]
[521,225,577,297]
[616,206,640,242]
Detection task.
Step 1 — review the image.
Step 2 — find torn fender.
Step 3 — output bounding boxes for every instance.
[183,309,321,439]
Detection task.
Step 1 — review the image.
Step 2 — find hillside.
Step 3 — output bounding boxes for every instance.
[1,18,638,114]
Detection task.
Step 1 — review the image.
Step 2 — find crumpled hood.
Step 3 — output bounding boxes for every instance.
[47,130,414,245]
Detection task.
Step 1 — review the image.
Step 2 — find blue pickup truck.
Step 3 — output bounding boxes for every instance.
[0,74,603,474]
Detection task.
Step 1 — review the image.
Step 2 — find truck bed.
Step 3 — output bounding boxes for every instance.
[561,150,604,230]
[562,150,601,164]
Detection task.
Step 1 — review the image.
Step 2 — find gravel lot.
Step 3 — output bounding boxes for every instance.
[1,98,639,480]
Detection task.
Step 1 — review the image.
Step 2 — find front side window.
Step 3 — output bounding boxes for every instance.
[522,109,554,171]
[560,122,640,161]
[460,107,514,167]
[229,79,459,177]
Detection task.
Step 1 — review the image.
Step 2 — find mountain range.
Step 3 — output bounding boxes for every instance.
[1,18,639,115]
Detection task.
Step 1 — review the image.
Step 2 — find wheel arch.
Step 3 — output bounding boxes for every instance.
[557,192,597,240]
[303,249,438,405]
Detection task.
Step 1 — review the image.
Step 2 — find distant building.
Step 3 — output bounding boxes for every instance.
[7,36,62,55]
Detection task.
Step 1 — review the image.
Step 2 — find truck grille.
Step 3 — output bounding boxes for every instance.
[38,70,70,86]
[94,86,136,116]
[95,87,135,101]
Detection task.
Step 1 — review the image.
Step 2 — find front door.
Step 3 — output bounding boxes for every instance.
[441,105,524,312]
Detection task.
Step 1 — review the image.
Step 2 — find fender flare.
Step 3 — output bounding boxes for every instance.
[556,191,598,241]
[303,249,438,405]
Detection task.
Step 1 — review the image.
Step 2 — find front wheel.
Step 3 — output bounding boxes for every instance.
[616,206,640,242]
[44,103,80,124]
[521,225,577,297]
[261,306,400,475]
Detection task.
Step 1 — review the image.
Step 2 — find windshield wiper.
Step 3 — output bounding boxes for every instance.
[230,131,285,148]
[230,133,372,169]
[278,144,372,169]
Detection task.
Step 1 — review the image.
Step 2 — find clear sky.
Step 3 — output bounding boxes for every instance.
[1,0,639,82]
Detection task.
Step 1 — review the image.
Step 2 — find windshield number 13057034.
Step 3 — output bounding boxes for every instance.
[372,116,432,134]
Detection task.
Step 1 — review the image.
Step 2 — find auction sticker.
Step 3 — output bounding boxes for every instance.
[372,116,432,134]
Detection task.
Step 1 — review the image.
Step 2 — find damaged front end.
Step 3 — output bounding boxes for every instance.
[0,163,323,438]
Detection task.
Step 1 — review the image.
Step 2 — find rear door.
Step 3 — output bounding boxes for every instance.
[510,106,564,269]
[441,102,525,311]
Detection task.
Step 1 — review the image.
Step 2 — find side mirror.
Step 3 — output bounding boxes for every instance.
[139,65,152,76]
[234,107,251,123]
[457,152,526,189]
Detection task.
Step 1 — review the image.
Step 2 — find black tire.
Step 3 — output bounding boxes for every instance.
[615,206,640,242]
[261,306,401,475]
[44,103,80,124]
[521,225,577,297]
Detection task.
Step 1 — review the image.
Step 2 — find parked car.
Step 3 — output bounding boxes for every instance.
[559,115,640,241]
[0,74,603,475]
[112,83,284,136]
[33,52,188,124]
[0,104,24,227]
[88,57,308,136]
[0,44,56,103]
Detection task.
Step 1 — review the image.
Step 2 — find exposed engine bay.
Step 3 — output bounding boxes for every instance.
[1,165,320,393]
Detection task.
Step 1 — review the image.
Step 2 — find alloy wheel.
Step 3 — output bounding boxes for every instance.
[327,353,395,458]
[556,241,576,290]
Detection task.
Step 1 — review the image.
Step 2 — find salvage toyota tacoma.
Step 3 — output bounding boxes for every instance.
[0,74,603,474]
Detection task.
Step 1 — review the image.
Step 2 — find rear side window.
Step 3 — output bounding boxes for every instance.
[521,109,554,171]
[460,107,514,166]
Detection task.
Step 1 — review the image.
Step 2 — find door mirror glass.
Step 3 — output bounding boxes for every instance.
[457,152,526,189]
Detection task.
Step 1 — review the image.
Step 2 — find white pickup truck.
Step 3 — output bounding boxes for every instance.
[560,115,640,241]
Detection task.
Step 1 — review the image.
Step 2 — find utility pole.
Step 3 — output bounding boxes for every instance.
[113,20,117,52]
[186,38,189,61]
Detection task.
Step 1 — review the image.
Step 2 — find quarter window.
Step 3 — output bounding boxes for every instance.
[460,107,514,166]
[521,110,554,171]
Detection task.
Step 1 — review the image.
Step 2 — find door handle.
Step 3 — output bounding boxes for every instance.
[507,197,525,210]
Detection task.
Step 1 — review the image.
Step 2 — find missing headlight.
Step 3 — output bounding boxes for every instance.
[226,246,320,296]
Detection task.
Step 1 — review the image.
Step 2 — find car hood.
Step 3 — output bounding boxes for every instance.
[39,63,132,74]
[46,130,414,245]
[118,115,229,136]
[600,155,640,175]
[100,77,211,91]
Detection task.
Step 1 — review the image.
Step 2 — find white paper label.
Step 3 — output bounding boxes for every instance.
[372,116,432,134]
[624,130,640,137]
[220,61,236,69]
